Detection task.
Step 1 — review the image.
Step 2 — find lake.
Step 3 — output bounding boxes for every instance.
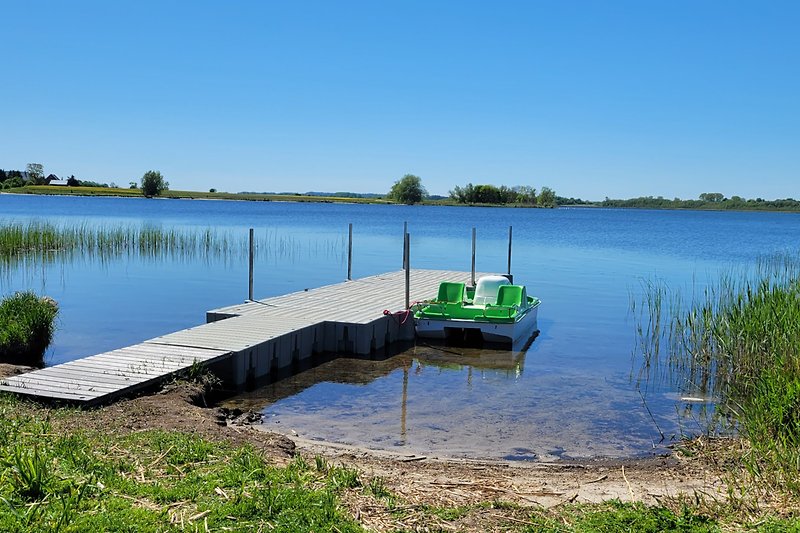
[3,193,800,460]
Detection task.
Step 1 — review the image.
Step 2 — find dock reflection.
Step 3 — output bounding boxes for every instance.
[221,340,531,413]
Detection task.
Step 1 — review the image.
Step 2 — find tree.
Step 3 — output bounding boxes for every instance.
[66,176,79,186]
[140,170,169,197]
[26,163,45,185]
[388,174,426,204]
[513,186,537,205]
[537,186,556,207]
[699,192,725,203]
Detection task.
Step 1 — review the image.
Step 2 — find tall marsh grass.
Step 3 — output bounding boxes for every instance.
[0,220,346,269]
[634,254,800,495]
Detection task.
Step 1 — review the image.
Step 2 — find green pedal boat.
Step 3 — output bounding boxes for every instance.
[414,275,541,345]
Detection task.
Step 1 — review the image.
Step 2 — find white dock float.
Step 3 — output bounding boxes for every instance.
[0,270,484,405]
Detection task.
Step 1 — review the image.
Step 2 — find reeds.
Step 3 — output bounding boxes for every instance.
[634,254,800,495]
[0,221,346,269]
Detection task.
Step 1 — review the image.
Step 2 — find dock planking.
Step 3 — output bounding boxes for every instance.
[0,269,486,405]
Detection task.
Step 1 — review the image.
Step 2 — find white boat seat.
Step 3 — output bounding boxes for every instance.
[472,275,511,306]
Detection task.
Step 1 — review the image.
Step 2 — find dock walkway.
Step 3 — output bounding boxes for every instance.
[0,269,481,405]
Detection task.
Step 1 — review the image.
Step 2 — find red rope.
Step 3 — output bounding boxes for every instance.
[383,301,424,325]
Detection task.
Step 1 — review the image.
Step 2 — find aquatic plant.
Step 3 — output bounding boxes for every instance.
[634,254,800,494]
[0,220,346,271]
[0,291,58,365]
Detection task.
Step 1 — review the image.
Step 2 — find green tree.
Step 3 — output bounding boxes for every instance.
[513,185,537,204]
[699,192,725,202]
[140,170,169,197]
[537,186,556,207]
[26,163,45,185]
[388,174,426,204]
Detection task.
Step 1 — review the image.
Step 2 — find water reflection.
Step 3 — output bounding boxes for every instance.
[223,340,672,462]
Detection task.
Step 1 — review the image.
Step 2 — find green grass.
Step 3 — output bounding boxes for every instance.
[521,501,719,532]
[3,393,800,531]
[5,185,394,204]
[0,395,364,532]
[0,291,58,364]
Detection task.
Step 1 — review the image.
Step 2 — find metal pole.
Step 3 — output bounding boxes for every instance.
[507,225,513,276]
[470,227,476,287]
[404,233,411,309]
[402,221,408,269]
[248,227,254,301]
[347,223,353,281]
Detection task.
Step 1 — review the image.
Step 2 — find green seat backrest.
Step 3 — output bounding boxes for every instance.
[437,282,466,304]
[496,285,524,307]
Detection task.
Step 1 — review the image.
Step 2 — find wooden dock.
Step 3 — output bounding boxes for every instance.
[0,269,483,405]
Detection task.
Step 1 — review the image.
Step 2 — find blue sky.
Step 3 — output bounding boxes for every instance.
[1,1,798,200]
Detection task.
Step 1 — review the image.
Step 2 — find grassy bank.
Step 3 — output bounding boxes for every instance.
[0,394,364,532]
[0,292,58,365]
[3,185,554,208]
[635,254,800,505]
[3,185,394,204]
[3,392,796,532]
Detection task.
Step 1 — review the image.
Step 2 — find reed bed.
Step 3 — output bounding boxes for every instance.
[0,221,345,269]
[634,254,800,497]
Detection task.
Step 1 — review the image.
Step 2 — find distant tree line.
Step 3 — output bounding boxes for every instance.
[448,183,557,207]
[600,193,800,211]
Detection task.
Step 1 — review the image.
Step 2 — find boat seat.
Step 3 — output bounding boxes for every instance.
[472,275,510,306]
[482,285,526,321]
[496,285,525,307]
[436,282,466,304]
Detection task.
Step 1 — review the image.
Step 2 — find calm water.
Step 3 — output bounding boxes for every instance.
[3,194,800,460]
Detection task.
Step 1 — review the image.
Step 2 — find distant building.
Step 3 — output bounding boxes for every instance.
[48,180,69,186]
[45,174,60,183]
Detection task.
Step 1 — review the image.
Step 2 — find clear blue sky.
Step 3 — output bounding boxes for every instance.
[2,1,798,200]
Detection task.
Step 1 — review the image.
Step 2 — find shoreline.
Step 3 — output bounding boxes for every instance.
[4,187,800,214]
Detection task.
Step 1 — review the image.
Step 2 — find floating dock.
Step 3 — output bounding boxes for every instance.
[0,269,484,405]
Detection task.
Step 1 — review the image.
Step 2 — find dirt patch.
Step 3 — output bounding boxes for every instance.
[0,363,37,379]
[50,382,728,531]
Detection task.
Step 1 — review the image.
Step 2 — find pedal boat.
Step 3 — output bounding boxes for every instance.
[414,275,540,345]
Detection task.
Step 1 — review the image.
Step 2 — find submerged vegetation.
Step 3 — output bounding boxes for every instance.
[0,221,346,270]
[0,292,58,365]
[634,254,800,500]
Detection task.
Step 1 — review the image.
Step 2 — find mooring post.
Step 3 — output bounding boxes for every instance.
[402,221,408,269]
[507,225,513,276]
[471,227,476,287]
[404,232,411,309]
[248,227,254,301]
[347,223,353,281]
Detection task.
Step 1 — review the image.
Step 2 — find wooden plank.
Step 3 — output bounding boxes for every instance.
[1,269,485,403]
[0,383,99,401]
[0,378,105,398]
[3,371,123,390]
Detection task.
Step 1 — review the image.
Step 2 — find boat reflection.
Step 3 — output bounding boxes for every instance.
[221,339,532,413]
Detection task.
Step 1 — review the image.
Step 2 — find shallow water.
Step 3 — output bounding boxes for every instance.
[2,194,799,459]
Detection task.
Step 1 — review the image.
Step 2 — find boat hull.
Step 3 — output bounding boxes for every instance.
[415,302,540,345]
